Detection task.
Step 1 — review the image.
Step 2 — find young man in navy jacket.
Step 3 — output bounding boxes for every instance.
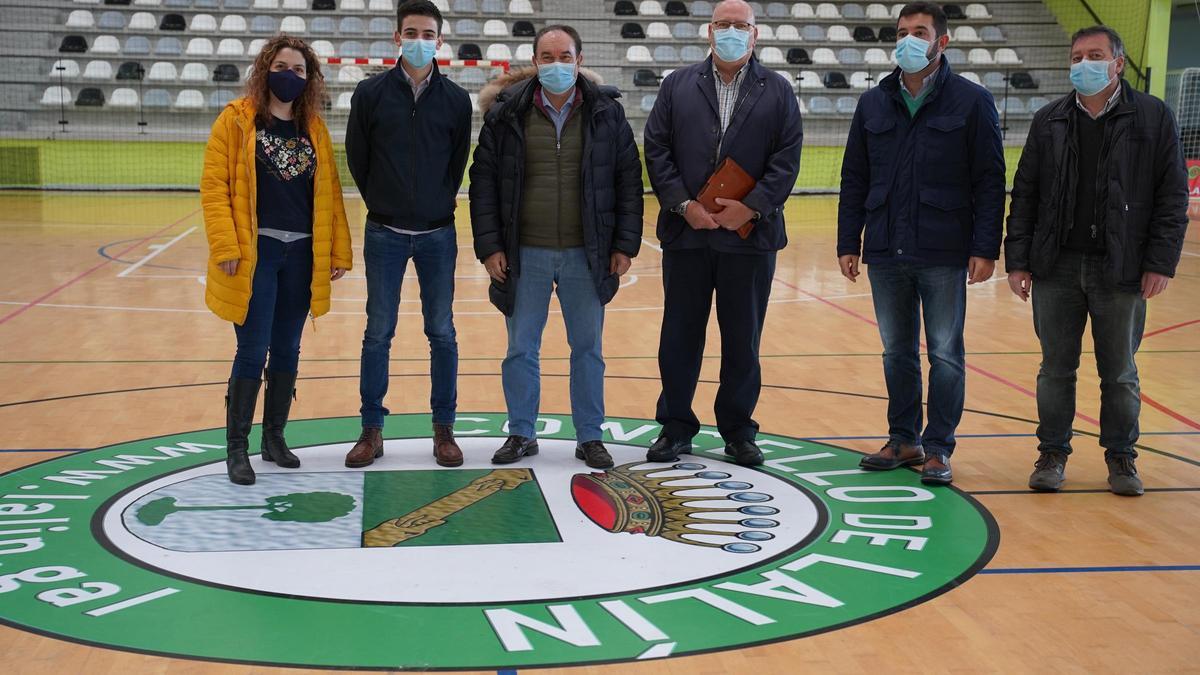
[344,0,473,469]
[644,0,803,467]
[837,2,1005,485]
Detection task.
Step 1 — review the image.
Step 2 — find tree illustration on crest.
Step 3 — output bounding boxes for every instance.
[135,492,356,526]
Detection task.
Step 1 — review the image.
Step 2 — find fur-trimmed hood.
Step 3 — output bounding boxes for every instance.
[477,66,618,116]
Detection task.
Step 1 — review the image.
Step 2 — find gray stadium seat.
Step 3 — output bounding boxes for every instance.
[124,36,151,55]
[50,60,80,78]
[640,94,657,112]
[191,14,217,31]
[369,41,394,58]
[66,9,94,28]
[221,15,248,32]
[82,60,113,79]
[482,0,506,13]
[680,45,705,62]
[98,11,125,29]
[217,38,244,56]
[459,69,486,88]
[653,45,678,62]
[838,48,863,65]
[210,89,237,108]
[802,25,825,42]
[944,48,966,66]
[175,90,205,109]
[453,0,477,11]
[673,23,693,39]
[195,0,220,7]
[842,3,865,19]
[368,18,392,35]
[980,26,1004,42]
[148,62,177,81]
[187,38,214,55]
[836,96,857,114]
[1026,96,1049,112]
[766,2,787,18]
[690,1,712,16]
[180,62,209,81]
[164,0,192,6]
[340,17,365,34]
[809,96,833,113]
[251,16,277,34]
[998,97,1025,115]
[224,0,250,8]
[311,17,335,34]
[109,88,138,108]
[280,16,305,33]
[341,41,367,58]
[143,89,171,108]
[155,38,183,55]
[456,19,481,36]
[982,72,1005,90]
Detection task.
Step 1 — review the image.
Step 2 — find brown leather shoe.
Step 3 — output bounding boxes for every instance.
[345,427,384,468]
[859,440,924,471]
[433,423,463,467]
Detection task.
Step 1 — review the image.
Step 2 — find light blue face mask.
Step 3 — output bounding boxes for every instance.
[537,61,578,95]
[894,35,937,74]
[713,27,752,63]
[1070,59,1114,96]
[401,38,437,69]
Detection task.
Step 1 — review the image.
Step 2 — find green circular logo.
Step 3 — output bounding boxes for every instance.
[0,414,996,669]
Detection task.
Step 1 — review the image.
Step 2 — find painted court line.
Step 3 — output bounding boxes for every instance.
[116,226,196,278]
[0,208,200,326]
[980,565,1199,575]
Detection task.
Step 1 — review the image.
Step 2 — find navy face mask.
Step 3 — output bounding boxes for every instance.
[267,70,307,103]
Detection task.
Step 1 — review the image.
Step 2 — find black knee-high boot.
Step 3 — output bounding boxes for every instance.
[226,377,261,485]
[261,370,300,468]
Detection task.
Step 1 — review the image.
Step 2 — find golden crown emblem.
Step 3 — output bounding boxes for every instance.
[571,462,780,553]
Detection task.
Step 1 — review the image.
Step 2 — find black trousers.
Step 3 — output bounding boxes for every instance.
[655,247,776,443]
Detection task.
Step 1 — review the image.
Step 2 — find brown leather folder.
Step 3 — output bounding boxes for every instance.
[696,157,757,239]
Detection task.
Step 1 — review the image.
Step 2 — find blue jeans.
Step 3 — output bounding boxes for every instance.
[359,221,458,428]
[1032,250,1145,458]
[503,246,605,442]
[867,263,967,457]
[231,235,313,379]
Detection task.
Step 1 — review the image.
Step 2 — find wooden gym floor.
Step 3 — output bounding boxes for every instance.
[0,191,1197,673]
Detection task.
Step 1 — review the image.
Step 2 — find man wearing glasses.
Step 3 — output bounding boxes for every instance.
[643,0,803,466]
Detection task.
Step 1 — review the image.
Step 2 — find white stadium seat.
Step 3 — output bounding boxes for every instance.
[954,26,980,43]
[92,35,120,54]
[639,0,664,16]
[995,48,1022,65]
[864,47,890,65]
[66,10,94,28]
[791,2,814,19]
[815,2,839,18]
[966,3,990,19]
[776,25,799,42]
[247,38,268,56]
[486,43,512,60]
[510,0,534,14]
[41,86,72,106]
[49,60,80,78]
[760,47,784,64]
[436,43,453,59]
[253,0,279,8]
[865,3,888,19]
[849,71,871,89]
[128,12,156,30]
[191,14,217,32]
[626,45,653,63]
[175,89,205,109]
[180,62,209,81]
[338,65,366,82]
[310,40,335,58]
[812,47,837,65]
[797,71,821,89]
[280,16,306,34]
[827,26,853,43]
[109,88,139,107]
[484,20,507,37]
[147,62,177,81]
[336,92,353,110]
[647,22,671,39]
[217,38,245,56]
[187,38,214,55]
[968,48,994,65]
[221,15,248,33]
[514,43,533,61]
[82,60,113,79]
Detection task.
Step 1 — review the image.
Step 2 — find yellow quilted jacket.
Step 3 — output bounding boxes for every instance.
[200,97,352,325]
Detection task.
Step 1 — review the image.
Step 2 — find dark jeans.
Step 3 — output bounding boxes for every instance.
[359,221,458,428]
[1032,250,1146,458]
[231,235,313,379]
[866,263,967,457]
[656,247,775,443]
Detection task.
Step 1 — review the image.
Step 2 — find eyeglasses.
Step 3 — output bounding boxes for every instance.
[711,21,754,31]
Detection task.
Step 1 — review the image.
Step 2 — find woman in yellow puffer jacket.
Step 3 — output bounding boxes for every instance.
[201,35,352,485]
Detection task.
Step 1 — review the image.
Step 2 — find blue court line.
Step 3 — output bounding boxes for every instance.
[802,432,1200,441]
[981,565,1200,575]
[498,670,518,675]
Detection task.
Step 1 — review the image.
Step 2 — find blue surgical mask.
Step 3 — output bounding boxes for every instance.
[401,38,438,70]
[1070,59,1114,96]
[894,35,934,74]
[713,27,751,63]
[267,70,306,103]
[537,62,577,95]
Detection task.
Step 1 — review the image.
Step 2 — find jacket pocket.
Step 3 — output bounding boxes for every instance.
[863,185,889,253]
[923,116,968,169]
[917,188,970,251]
[864,117,896,166]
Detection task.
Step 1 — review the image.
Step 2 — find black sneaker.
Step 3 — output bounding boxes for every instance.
[575,441,615,469]
[1028,451,1068,492]
[491,435,538,464]
[1106,454,1144,496]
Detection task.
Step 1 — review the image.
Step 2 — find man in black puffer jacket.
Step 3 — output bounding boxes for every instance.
[1004,26,1189,497]
[469,25,643,471]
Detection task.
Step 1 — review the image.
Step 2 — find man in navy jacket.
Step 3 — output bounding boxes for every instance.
[837,2,1005,485]
[644,0,802,466]
[343,0,473,470]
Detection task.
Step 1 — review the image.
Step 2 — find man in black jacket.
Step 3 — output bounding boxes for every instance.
[343,0,473,470]
[643,0,802,467]
[1005,26,1189,496]
[468,25,643,469]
